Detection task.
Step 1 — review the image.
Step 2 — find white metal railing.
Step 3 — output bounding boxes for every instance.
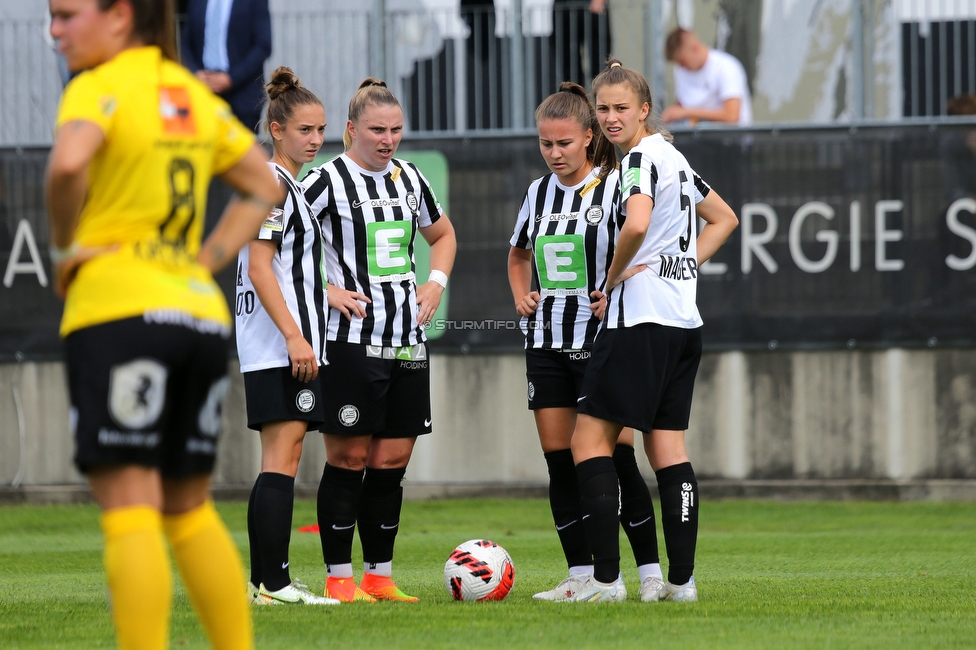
[4,0,976,147]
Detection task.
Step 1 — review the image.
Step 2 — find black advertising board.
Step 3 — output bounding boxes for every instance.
[2,122,975,359]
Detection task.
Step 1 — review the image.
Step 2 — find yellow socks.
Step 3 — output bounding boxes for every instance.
[164,501,253,650]
[100,506,171,650]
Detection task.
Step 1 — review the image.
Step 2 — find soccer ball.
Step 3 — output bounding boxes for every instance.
[444,539,516,601]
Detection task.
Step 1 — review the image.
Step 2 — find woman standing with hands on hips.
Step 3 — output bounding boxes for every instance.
[303,78,456,603]
[508,82,664,602]
[236,67,339,605]
[46,0,282,646]
[569,59,738,603]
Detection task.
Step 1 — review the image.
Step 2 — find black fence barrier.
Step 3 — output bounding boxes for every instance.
[3,122,976,360]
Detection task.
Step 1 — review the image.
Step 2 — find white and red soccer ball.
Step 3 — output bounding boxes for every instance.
[444,539,516,601]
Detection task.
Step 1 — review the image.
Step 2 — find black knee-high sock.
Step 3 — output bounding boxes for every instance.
[544,449,592,569]
[655,462,698,585]
[359,466,406,568]
[253,472,295,591]
[613,444,660,567]
[247,475,261,586]
[576,456,620,584]
[317,464,364,566]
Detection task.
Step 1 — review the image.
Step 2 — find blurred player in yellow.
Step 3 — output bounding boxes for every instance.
[46,0,281,647]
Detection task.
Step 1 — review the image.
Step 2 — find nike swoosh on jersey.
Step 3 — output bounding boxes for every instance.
[332,523,355,530]
[424,418,432,427]
[282,561,289,569]
[555,520,577,531]
[627,516,653,528]
[577,395,587,402]
[352,199,368,209]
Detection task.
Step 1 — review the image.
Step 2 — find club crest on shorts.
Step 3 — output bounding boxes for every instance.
[585,205,603,225]
[338,404,360,426]
[296,389,315,413]
[109,358,168,429]
[527,382,535,401]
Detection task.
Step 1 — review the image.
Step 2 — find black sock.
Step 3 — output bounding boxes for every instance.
[252,472,295,591]
[613,443,660,566]
[544,449,592,569]
[317,463,364,566]
[247,475,261,587]
[655,462,698,585]
[576,456,620,584]
[359,466,406,568]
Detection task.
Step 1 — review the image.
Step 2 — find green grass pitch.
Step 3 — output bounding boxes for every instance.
[1,498,975,649]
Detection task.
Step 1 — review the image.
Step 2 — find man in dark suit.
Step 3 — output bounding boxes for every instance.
[181,0,272,133]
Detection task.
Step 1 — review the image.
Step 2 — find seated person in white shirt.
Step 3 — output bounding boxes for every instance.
[661,27,752,126]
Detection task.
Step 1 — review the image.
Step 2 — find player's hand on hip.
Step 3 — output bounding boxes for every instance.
[416,280,444,326]
[327,284,370,320]
[286,334,318,382]
[588,290,607,321]
[53,244,118,299]
[516,291,541,318]
[608,263,648,291]
[619,263,647,284]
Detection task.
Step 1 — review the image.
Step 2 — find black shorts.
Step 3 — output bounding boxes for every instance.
[524,348,591,409]
[243,366,326,431]
[65,315,231,477]
[577,323,702,432]
[319,340,432,438]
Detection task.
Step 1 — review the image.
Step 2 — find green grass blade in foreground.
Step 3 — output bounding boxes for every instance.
[1,499,974,649]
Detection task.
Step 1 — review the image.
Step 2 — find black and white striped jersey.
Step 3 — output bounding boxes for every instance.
[510,167,618,349]
[302,154,444,346]
[607,133,711,330]
[236,162,328,372]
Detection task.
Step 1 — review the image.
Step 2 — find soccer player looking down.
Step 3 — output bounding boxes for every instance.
[508,82,664,602]
[303,78,456,603]
[569,59,738,603]
[46,0,281,646]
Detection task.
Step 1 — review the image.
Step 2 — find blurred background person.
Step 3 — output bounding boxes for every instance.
[181,0,272,134]
[661,27,751,126]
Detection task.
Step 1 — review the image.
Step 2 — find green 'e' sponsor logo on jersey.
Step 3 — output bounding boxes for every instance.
[535,234,587,296]
[366,221,413,282]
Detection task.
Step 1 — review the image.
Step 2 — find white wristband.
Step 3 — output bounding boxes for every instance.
[428,269,449,289]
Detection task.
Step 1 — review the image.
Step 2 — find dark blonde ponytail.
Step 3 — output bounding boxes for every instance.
[343,77,401,151]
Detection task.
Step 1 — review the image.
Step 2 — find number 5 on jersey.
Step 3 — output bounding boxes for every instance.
[367,221,415,283]
[535,234,587,297]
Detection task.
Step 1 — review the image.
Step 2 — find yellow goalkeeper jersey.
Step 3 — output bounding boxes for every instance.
[55,46,254,336]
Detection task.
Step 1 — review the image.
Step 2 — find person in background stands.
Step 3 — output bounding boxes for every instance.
[181,0,272,133]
